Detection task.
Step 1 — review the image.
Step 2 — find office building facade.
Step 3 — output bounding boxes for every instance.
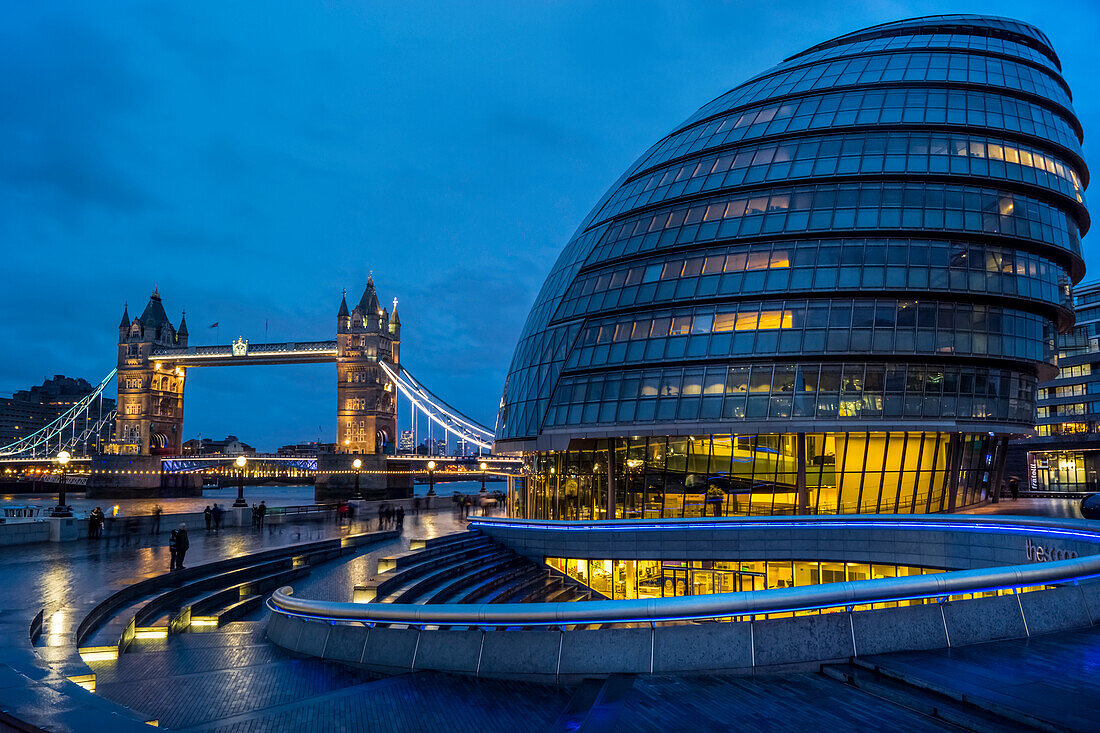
[496,15,1089,519]
[1018,281,1100,491]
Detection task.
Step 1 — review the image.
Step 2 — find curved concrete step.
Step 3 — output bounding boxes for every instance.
[426,557,528,604]
[381,549,504,603]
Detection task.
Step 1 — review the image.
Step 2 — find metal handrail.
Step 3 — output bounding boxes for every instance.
[269,553,1100,626]
[270,514,1100,625]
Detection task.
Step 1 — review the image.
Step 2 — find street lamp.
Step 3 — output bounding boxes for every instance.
[50,450,72,517]
[352,457,362,499]
[479,461,488,493]
[427,460,436,496]
[233,455,248,507]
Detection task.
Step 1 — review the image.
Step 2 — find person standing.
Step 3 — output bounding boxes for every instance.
[175,524,190,570]
[258,501,267,529]
[168,528,179,571]
[377,503,385,530]
[413,497,420,517]
[152,504,163,535]
[204,505,213,532]
[212,503,223,530]
[89,507,104,539]
[1009,476,1020,501]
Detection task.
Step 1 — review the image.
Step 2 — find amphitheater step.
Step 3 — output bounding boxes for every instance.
[820,662,1057,732]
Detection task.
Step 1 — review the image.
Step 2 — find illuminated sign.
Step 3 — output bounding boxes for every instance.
[1025,537,1079,562]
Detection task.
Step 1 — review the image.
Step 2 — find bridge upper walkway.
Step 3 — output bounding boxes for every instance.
[149,340,337,366]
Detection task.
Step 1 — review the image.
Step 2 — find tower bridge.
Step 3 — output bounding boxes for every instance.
[0,276,501,500]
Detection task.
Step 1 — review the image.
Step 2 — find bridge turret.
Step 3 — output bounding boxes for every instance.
[357,276,385,333]
[337,290,351,333]
[118,303,130,339]
[389,298,400,364]
[177,310,188,347]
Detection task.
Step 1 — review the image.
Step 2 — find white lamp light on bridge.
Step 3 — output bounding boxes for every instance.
[233,455,248,507]
[50,450,72,517]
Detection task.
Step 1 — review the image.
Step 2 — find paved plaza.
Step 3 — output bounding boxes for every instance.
[1,501,1096,730]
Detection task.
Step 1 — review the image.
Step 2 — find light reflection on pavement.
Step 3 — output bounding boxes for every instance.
[0,509,472,654]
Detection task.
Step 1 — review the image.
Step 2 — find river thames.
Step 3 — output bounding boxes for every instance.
[0,479,502,518]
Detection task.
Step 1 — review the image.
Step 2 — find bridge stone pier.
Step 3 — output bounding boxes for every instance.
[88,278,413,500]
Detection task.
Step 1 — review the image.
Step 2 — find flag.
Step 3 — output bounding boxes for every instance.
[208,322,219,328]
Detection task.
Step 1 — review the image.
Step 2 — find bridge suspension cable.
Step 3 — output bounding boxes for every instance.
[0,369,117,459]
[379,361,494,451]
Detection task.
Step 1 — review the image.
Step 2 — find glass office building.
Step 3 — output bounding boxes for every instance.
[1013,281,1100,492]
[496,16,1089,518]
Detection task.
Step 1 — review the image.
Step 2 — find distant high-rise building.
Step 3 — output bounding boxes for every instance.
[277,441,333,457]
[0,375,116,449]
[399,430,415,453]
[181,435,255,457]
[417,438,447,456]
[1012,281,1100,491]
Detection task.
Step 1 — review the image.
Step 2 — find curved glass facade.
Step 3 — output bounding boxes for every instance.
[497,16,1089,519]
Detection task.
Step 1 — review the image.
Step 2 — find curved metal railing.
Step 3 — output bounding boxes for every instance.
[269,516,1100,627]
[269,555,1100,626]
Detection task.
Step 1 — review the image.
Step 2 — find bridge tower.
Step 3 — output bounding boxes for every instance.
[336,276,399,454]
[318,276,410,500]
[112,289,187,456]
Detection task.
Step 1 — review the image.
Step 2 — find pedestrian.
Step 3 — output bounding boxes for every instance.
[168,528,179,571]
[89,507,104,539]
[1009,476,1020,501]
[413,496,421,516]
[212,503,223,530]
[258,500,267,529]
[396,505,405,529]
[377,503,385,530]
[152,504,163,535]
[251,503,259,529]
[175,524,190,569]
[204,505,213,532]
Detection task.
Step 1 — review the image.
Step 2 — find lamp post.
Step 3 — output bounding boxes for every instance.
[352,457,362,499]
[427,460,436,496]
[233,455,248,507]
[50,450,72,517]
[479,461,487,493]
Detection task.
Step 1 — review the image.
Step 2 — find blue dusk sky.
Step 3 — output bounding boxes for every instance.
[1,1,1097,450]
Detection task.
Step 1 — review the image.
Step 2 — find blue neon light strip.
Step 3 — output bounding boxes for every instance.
[468,517,1100,544]
[268,568,1100,627]
[268,516,1100,628]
